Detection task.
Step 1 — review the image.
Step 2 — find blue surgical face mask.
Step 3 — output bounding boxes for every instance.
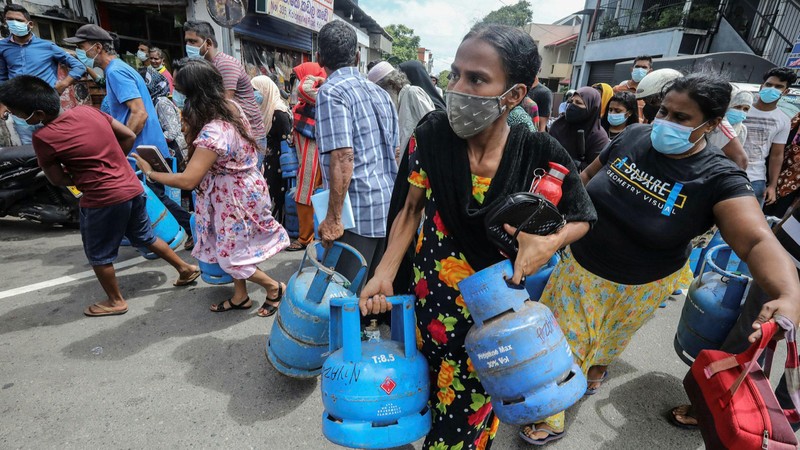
[726,109,747,126]
[650,118,707,155]
[7,19,30,37]
[185,41,207,59]
[254,90,264,105]
[632,67,648,83]
[75,45,97,68]
[759,86,783,104]
[172,90,186,109]
[608,112,628,126]
[136,50,148,62]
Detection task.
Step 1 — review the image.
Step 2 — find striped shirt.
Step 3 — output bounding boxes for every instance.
[212,52,266,141]
[316,66,399,238]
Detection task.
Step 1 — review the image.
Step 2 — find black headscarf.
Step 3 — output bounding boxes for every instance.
[387,110,596,292]
[398,60,446,111]
[549,86,610,170]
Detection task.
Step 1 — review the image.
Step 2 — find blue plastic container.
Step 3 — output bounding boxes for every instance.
[266,242,367,378]
[189,214,233,285]
[525,253,561,301]
[321,295,431,449]
[674,244,752,365]
[458,259,587,425]
[279,141,299,178]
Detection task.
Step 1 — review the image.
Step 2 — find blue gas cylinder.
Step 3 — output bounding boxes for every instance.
[279,141,299,178]
[284,187,299,239]
[525,253,561,301]
[692,230,725,276]
[189,214,233,285]
[266,242,367,378]
[458,259,587,425]
[321,295,431,449]
[674,244,751,365]
[136,181,185,260]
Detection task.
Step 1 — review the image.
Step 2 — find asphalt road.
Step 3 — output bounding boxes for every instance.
[0,217,793,449]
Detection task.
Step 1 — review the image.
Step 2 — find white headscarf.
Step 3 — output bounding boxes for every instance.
[250,75,289,134]
[729,85,754,137]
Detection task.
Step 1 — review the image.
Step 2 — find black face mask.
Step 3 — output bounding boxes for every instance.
[565,103,589,124]
[642,103,659,123]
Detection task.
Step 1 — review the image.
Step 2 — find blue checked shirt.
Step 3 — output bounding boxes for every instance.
[0,35,85,86]
[316,67,399,238]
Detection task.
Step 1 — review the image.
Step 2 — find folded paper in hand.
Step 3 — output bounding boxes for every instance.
[311,190,356,230]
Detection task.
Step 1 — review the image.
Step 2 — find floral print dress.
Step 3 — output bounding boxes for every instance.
[408,154,501,450]
[192,119,289,279]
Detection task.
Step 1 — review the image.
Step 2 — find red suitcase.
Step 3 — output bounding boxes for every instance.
[684,317,800,449]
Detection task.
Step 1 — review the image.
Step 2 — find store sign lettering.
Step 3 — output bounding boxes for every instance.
[263,0,332,32]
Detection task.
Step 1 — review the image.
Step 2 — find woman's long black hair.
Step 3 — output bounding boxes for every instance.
[173,58,260,159]
[601,91,639,132]
[662,72,731,121]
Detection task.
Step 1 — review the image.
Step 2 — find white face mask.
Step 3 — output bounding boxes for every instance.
[445,85,519,139]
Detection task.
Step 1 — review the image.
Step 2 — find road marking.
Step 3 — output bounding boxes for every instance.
[0,257,146,300]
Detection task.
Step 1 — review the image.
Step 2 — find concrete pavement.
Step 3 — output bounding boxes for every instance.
[0,217,788,449]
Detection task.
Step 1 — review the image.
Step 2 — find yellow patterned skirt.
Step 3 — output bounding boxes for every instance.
[533,247,692,432]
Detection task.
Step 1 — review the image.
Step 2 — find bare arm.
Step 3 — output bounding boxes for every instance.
[580,157,603,185]
[132,147,217,190]
[721,137,748,170]
[110,118,136,155]
[124,98,148,136]
[506,221,590,284]
[359,185,426,315]
[225,90,235,100]
[40,162,74,186]
[765,142,785,205]
[715,196,800,338]
[318,147,354,246]
[537,116,549,132]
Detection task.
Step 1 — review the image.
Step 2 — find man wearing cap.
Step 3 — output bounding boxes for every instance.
[0,4,85,143]
[66,24,193,248]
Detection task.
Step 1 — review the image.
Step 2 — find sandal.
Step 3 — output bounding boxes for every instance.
[584,370,608,396]
[285,240,307,252]
[184,236,195,251]
[84,303,128,317]
[257,282,285,317]
[519,424,565,446]
[667,404,698,429]
[210,296,252,312]
[174,268,200,286]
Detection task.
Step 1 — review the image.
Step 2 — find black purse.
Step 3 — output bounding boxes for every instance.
[483,192,566,259]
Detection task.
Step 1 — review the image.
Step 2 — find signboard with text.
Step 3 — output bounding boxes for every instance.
[786,34,800,74]
[255,0,332,32]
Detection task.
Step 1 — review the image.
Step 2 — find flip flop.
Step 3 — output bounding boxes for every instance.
[667,405,698,430]
[518,424,565,446]
[584,370,608,396]
[173,269,201,286]
[84,303,128,317]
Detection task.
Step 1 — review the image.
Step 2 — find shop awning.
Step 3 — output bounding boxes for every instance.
[234,14,312,52]
[98,0,186,5]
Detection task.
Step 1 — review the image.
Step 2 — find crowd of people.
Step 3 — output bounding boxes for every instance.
[2,3,800,448]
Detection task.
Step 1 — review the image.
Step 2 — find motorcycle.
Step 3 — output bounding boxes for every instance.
[0,145,80,227]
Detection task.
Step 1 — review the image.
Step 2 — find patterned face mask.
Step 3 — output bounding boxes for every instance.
[445,85,519,139]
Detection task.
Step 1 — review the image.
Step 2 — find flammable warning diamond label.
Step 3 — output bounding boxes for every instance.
[380,376,397,395]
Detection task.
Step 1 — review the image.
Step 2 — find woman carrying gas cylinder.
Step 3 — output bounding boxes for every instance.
[520,72,800,445]
[358,25,597,450]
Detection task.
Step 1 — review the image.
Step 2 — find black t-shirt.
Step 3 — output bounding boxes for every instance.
[529,84,553,118]
[570,124,755,284]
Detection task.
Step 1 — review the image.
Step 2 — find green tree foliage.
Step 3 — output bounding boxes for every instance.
[386,24,421,65]
[437,69,451,90]
[479,0,533,27]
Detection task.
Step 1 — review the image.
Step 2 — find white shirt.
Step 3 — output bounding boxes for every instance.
[743,106,791,182]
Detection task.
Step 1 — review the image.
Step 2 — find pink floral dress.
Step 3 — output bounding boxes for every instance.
[192,119,289,279]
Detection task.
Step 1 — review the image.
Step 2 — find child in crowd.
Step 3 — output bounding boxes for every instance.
[0,75,199,317]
